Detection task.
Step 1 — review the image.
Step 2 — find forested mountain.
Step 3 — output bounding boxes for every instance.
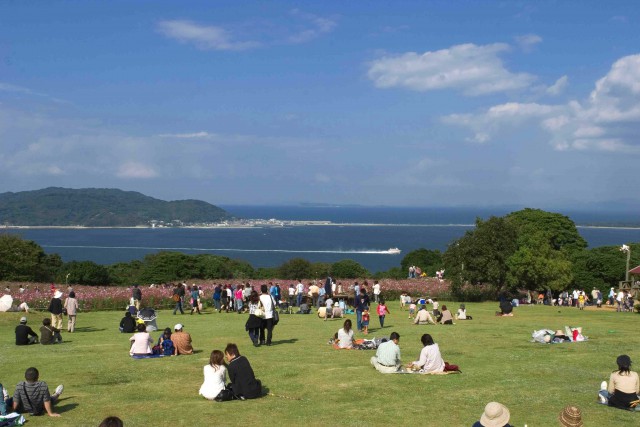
[0,187,232,226]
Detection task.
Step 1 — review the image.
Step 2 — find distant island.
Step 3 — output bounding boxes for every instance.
[0,187,233,227]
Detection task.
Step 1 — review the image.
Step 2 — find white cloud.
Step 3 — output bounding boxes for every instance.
[515,34,542,51]
[287,9,337,44]
[442,54,640,152]
[368,43,536,95]
[157,20,259,51]
[546,75,568,95]
[117,162,158,179]
[158,131,213,139]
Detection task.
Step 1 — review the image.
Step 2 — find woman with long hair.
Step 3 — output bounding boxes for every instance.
[599,355,640,410]
[245,290,263,346]
[407,333,445,373]
[199,350,228,400]
[259,284,275,346]
[337,319,356,349]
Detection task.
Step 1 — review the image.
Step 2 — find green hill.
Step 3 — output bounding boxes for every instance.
[0,187,233,226]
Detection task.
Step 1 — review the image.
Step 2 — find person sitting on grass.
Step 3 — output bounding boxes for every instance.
[598,354,640,411]
[406,333,445,373]
[297,302,311,314]
[438,305,454,325]
[199,350,228,401]
[456,304,471,320]
[413,305,436,325]
[337,319,356,349]
[497,300,513,317]
[332,302,343,319]
[129,323,152,356]
[224,343,262,400]
[172,324,194,355]
[15,317,38,345]
[119,311,136,333]
[40,318,62,345]
[12,367,63,417]
[370,332,401,373]
[158,328,175,356]
[472,401,512,427]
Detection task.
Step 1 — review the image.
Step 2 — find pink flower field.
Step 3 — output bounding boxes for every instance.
[1,278,450,311]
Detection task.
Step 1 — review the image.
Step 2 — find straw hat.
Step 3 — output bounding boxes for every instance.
[558,405,582,427]
[54,290,63,299]
[555,330,565,336]
[480,402,510,427]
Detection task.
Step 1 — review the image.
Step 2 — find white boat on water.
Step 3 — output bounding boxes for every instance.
[388,247,401,254]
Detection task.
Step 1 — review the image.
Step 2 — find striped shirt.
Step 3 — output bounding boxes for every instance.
[13,381,51,415]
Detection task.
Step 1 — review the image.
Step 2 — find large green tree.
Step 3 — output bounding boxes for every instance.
[0,234,59,281]
[506,208,587,253]
[331,259,368,279]
[58,260,111,285]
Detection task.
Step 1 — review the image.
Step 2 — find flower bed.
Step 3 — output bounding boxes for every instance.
[1,278,451,311]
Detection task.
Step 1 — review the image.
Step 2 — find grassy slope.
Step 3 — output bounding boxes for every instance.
[0,302,637,426]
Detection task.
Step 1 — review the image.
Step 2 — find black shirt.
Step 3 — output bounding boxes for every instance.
[48,298,63,315]
[120,316,136,333]
[227,355,262,399]
[15,324,38,345]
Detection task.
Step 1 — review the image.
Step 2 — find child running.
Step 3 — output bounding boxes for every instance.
[377,300,390,328]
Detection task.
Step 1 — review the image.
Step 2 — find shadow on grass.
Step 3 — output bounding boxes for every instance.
[268,338,298,346]
[73,327,106,333]
[56,401,79,414]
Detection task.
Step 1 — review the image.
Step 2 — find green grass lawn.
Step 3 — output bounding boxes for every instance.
[0,302,638,426]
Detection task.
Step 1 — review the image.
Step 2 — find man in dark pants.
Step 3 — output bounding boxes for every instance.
[15,317,39,345]
[172,283,184,315]
[355,288,369,332]
[324,276,333,299]
[224,343,262,400]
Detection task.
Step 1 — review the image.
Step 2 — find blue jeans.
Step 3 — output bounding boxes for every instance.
[235,299,243,312]
[379,315,385,328]
[173,300,184,314]
[297,294,303,307]
[213,299,221,311]
[356,310,363,331]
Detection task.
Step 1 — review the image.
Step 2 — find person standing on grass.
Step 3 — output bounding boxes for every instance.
[373,281,381,303]
[235,285,244,313]
[190,286,201,315]
[12,367,63,417]
[355,288,369,332]
[377,299,389,328]
[324,275,333,299]
[132,284,142,311]
[48,291,64,330]
[259,285,275,346]
[370,332,401,373]
[225,343,262,400]
[63,291,79,332]
[245,291,263,347]
[173,283,185,315]
[295,280,304,307]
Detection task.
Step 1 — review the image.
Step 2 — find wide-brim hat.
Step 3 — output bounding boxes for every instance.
[555,330,565,336]
[480,402,510,427]
[558,405,583,427]
[54,290,63,299]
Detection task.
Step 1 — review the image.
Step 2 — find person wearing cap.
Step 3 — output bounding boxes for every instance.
[558,405,583,427]
[472,401,512,427]
[48,291,64,330]
[598,354,640,410]
[172,323,193,355]
[12,367,63,417]
[15,317,38,345]
[370,332,401,373]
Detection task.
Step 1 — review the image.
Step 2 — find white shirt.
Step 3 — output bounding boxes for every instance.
[412,343,445,373]
[296,282,304,295]
[199,364,227,400]
[373,284,381,295]
[617,291,624,302]
[259,294,274,319]
[337,328,354,349]
[325,298,334,309]
[289,286,295,296]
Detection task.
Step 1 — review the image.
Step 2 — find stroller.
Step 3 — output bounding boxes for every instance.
[137,307,158,332]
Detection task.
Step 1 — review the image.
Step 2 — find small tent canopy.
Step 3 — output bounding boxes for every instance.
[628,265,640,275]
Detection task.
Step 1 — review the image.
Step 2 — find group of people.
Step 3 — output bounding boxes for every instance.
[14,316,64,346]
[128,322,193,356]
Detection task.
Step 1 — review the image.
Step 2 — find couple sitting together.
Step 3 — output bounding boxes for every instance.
[413,305,454,325]
[199,343,262,401]
[370,332,450,374]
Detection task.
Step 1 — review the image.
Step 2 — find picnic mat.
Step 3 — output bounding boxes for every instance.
[131,354,167,359]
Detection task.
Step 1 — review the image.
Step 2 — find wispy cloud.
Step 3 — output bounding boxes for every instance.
[0,82,67,104]
[157,20,259,51]
[515,33,542,51]
[157,131,214,139]
[546,75,568,95]
[287,9,337,44]
[367,43,536,96]
[117,161,158,179]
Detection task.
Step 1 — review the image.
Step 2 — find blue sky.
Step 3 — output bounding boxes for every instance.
[1,1,639,209]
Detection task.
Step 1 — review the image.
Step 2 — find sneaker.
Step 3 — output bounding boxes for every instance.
[55,384,64,396]
[600,380,607,391]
